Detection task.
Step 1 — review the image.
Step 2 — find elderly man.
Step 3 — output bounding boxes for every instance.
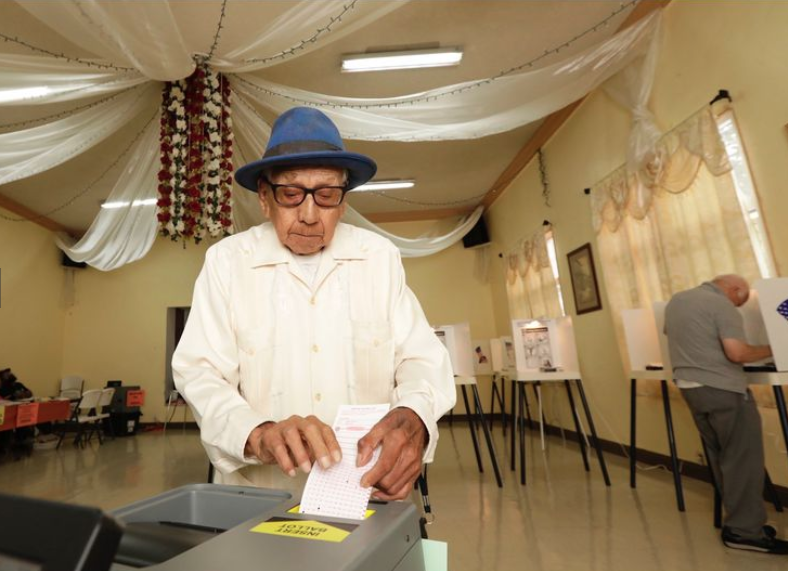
[665,275,787,554]
[173,107,455,500]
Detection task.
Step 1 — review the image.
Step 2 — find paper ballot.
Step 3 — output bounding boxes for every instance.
[299,404,390,520]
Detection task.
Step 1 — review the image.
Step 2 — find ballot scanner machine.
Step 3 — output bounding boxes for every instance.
[0,485,427,571]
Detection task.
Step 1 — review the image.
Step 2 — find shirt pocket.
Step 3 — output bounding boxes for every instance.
[351,320,395,404]
[236,326,276,410]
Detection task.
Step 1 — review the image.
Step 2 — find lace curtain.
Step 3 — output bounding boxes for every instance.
[591,103,762,372]
[505,226,562,320]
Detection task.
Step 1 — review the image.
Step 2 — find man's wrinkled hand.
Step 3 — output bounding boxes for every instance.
[245,415,342,477]
[357,407,427,500]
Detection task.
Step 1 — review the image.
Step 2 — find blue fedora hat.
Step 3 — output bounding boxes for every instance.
[235,107,377,192]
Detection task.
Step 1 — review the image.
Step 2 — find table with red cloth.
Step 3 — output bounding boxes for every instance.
[0,399,71,432]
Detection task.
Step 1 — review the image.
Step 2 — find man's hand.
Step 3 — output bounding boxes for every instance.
[357,408,427,501]
[245,415,342,477]
[722,338,772,364]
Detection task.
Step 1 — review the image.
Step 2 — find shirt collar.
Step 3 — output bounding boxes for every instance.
[250,222,367,267]
[702,281,727,297]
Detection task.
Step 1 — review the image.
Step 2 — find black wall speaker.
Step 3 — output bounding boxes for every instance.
[462,216,490,249]
[61,252,87,269]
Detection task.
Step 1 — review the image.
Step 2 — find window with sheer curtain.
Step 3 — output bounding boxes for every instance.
[590,100,776,374]
[505,225,564,320]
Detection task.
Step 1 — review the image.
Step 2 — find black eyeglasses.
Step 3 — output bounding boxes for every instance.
[261,177,348,208]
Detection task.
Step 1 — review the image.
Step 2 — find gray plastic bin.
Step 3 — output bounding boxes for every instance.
[111,485,292,567]
[112,484,291,530]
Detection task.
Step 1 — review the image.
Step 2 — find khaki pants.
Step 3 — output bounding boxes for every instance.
[680,386,766,539]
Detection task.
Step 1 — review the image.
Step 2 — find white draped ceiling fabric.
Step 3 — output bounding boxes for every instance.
[0,1,662,270]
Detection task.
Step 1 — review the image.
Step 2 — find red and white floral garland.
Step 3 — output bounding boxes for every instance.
[157,65,233,243]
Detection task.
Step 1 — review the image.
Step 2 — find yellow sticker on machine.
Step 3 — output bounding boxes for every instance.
[250,517,357,543]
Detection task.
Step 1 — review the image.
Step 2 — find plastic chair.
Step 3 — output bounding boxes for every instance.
[90,388,116,442]
[59,376,84,401]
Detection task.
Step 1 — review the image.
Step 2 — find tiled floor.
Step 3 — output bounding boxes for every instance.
[1,422,786,570]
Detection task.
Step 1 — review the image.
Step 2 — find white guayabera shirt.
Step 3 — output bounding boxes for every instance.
[173,222,455,488]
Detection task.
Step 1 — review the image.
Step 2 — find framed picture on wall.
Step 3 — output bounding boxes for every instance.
[567,243,602,315]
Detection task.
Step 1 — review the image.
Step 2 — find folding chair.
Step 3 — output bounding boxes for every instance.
[58,376,84,400]
[90,388,116,442]
[56,389,103,449]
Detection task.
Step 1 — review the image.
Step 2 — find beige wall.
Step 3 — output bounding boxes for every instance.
[0,210,65,397]
[382,220,499,414]
[382,220,497,338]
[60,238,211,423]
[487,1,788,485]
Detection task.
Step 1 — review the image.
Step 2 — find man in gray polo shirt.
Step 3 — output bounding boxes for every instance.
[665,274,786,554]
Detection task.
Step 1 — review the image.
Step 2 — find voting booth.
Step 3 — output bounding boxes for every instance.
[740,278,788,370]
[509,316,579,374]
[502,337,515,371]
[621,307,663,371]
[435,325,503,488]
[433,323,475,378]
[625,301,685,509]
[505,316,610,487]
[489,338,505,374]
[619,302,674,373]
[489,336,519,373]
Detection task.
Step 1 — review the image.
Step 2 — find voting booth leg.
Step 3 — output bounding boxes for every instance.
[531,383,544,429]
[660,380,685,511]
[575,379,611,486]
[490,375,507,436]
[500,376,507,434]
[472,384,504,488]
[510,380,517,472]
[564,380,590,472]
[519,382,527,485]
[773,386,788,475]
[532,381,545,452]
[630,379,637,488]
[461,385,484,474]
[765,470,783,512]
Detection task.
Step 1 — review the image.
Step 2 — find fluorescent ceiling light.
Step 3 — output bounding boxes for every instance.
[0,86,52,103]
[342,48,462,73]
[101,198,157,209]
[354,180,415,192]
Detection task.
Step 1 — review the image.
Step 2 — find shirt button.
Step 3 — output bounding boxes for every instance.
[310,297,316,305]
[373,339,380,347]
[315,393,322,402]
[312,344,319,353]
